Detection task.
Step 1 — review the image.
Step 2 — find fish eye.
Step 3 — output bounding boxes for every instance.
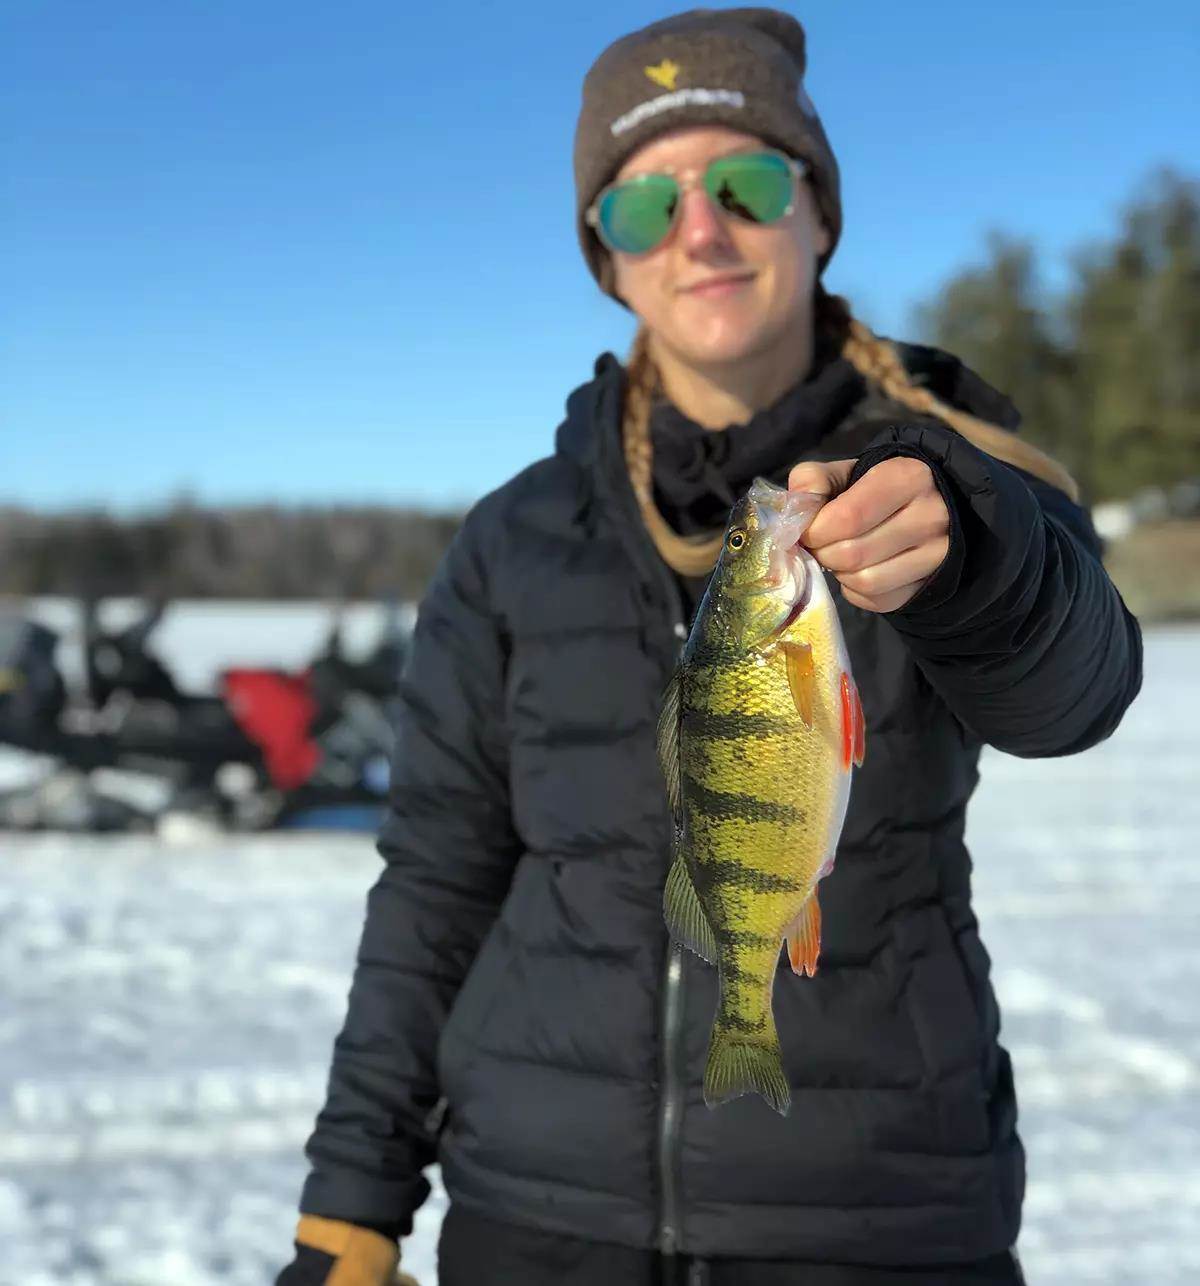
[726,529,747,552]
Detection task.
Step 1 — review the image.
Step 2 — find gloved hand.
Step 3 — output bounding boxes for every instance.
[275,1214,421,1285]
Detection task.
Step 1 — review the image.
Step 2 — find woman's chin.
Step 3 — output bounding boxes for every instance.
[668,313,771,368]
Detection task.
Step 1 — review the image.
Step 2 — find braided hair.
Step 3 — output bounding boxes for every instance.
[617,281,1079,576]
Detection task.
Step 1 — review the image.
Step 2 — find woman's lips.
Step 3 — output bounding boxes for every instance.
[683,273,754,298]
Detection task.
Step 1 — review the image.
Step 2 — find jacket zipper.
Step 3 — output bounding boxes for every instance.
[632,536,689,1258]
[657,939,685,1256]
[654,587,689,1258]
[592,372,695,1261]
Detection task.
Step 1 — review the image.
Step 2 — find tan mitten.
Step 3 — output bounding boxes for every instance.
[276,1214,408,1286]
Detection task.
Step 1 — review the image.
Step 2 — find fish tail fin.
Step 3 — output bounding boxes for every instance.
[703,1029,791,1116]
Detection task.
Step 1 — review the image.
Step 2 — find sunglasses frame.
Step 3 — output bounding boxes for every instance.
[585,148,809,256]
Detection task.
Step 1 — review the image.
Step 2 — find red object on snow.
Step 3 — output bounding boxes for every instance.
[222,668,321,789]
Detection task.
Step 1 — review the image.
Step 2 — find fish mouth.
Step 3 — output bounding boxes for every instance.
[738,478,824,636]
[748,478,825,537]
[750,478,823,590]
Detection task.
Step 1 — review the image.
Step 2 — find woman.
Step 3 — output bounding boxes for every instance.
[277,9,1142,1285]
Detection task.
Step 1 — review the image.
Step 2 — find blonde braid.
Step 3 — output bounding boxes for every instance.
[621,325,726,576]
[818,286,1080,502]
[621,324,655,508]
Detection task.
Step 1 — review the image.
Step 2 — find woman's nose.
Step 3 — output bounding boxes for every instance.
[675,185,734,253]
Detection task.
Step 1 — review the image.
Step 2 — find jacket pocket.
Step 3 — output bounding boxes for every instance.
[894,902,990,1155]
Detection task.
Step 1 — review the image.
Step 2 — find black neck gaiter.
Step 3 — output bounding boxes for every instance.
[647,334,866,618]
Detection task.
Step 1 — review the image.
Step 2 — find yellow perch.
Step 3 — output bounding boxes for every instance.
[657,477,865,1115]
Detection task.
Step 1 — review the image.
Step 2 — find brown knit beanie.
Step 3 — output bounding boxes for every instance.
[573,7,842,306]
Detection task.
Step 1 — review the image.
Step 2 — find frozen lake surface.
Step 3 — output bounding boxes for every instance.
[1,620,1195,1285]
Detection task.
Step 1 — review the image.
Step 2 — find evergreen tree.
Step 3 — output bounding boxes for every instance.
[1067,167,1200,499]
[912,165,1200,502]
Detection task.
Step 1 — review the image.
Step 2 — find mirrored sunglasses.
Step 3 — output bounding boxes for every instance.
[586,150,808,256]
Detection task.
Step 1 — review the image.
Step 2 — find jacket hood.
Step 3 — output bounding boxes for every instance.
[554,352,626,474]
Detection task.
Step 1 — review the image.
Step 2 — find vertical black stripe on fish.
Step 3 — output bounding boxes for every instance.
[681,707,793,741]
[718,1010,771,1035]
[693,857,808,896]
[684,631,739,669]
[721,964,776,1007]
[720,958,768,987]
[682,775,806,826]
[721,929,783,948]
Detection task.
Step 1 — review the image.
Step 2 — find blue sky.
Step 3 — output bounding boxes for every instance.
[3,1,1196,512]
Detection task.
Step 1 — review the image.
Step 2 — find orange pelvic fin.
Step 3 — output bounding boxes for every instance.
[840,671,866,769]
[782,641,815,727]
[784,891,822,978]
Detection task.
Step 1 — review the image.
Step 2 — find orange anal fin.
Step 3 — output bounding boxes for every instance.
[782,642,815,728]
[784,892,822,978]
[840,671,866,769]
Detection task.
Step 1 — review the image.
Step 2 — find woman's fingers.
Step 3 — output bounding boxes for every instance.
[799,456,931,549]
[840,579,932,615]
[813,493,948,574]
[789,454,951,612]
[834,538,950,603]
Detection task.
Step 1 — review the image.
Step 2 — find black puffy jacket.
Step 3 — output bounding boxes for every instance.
[295,342,1142,1267]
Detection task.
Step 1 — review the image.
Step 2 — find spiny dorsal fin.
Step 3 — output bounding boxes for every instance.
[656,668,683,823]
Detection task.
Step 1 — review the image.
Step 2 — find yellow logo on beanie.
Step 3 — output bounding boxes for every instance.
[644,59,681,90]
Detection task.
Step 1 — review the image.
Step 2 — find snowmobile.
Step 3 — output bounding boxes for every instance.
[0,599,409,834]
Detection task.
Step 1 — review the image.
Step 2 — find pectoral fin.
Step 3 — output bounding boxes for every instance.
[664,855,718,964]
[781,641,815,728]
[784,891,822,978]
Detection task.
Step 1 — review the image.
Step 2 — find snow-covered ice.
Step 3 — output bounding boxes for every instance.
[1,620,1195,1285]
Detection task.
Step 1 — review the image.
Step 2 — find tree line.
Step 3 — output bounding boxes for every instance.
[0,502,462,601]
[4,165,1196,599]
[913,165,1199,502]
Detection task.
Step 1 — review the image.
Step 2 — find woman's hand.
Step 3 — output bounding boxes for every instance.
[787,457,950,613]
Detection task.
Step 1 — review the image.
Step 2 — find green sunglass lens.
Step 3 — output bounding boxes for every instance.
[598,174,679,254]
[596,155,795,254]
[706,153,794,223]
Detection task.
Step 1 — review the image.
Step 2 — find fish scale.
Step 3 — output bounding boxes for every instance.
[657,478,865,1115]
